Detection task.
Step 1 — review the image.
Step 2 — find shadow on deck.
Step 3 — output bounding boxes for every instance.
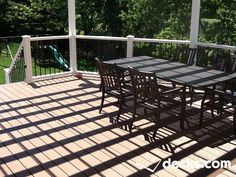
[0,73,235,177]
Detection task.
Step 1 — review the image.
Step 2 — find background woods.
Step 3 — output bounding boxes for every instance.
[0,0,235,45]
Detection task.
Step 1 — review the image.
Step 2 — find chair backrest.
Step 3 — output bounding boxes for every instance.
[175,47,198,65]
[95,58,124,90]
[213,52,234,73]
[128,67,160,104]
[231,54,236,73]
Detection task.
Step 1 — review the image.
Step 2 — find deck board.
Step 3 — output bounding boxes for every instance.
[0,74,235,177]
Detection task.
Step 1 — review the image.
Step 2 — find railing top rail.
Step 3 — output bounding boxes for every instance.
[197,42,236,51]
[76,35,127,41]
[133,37,190,44]
[27,34,236,51]
[30,35,70,41]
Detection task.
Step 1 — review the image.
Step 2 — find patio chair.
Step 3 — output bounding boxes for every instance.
[200,87,236,134]
[128,67,184,137]
[95,58,131,92]
[171,47,198,104]
[173,46,198,65]
[95,58,132,120]
[200,54,236,133]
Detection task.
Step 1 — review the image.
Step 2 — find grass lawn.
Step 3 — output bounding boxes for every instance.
[0,55,12,84]
[0,42,97,84]
[0,42,20,84]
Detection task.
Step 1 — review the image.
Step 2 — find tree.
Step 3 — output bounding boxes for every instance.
[120,0,192,39]
[0,0,235,46]
[200,0,236,45]
[2,0,67,36]
[0,0,8,36]
[75,0,104,35]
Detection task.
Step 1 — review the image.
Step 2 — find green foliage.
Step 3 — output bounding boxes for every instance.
[0,42,20,84]
[200,0,236,45]
[0,0,235,46]
[2,0,67,36]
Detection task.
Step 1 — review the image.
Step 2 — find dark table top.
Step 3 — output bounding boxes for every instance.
[107,56,236,88]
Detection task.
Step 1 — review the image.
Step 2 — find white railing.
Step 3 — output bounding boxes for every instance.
[197,42,236,52]
[134,37,190,44]
[6,34,236,84]
[30,35,69,41]
[21,34,132,83]
[76,35,127,41]
[27,35,72,82]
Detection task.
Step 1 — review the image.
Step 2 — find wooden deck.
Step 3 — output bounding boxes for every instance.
[0,73,235,177]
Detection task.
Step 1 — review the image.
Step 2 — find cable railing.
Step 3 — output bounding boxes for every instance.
[5,41,25,83]
[4,34,236,84]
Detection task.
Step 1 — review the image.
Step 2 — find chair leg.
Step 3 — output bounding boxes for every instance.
[172,83,176,98]
[218,94,224,120]
[153,111,160,139]
[99,91,105,113]
[189,87,194,105]
[129,114,136,131]
[200,93,206,128]
[144,108,147,115]
[117,98,123,122]
[210,93,216,118]
[99,82,102,91]
[129,105,137,131]
[233,104,236,134]
[200,107,204,128]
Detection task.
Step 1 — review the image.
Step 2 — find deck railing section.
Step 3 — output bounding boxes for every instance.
[196,42,236,68]
[5,35,236,84]
[27,35,71,82]
[4,41,24,83]
[75,36,191,72]
[133,38,190,60]
[76,35,127,72]
[30,38,70,77]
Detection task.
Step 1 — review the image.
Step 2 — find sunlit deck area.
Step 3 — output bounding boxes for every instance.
[0,73,235,177]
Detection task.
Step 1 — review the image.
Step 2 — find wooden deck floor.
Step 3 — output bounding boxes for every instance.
[0,73,235,177]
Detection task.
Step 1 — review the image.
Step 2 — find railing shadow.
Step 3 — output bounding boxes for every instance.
[0,75,235,176]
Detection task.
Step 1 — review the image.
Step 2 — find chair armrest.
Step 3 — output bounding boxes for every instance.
[161,86,184,95]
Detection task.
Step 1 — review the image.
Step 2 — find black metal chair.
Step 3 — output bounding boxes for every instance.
[95,58,132,120]
[200,54,236,133]
[171,47,198,104]
[200,87,236,134]
[174,46,198,65]
[171,46,198,65]
[128,67,184,138]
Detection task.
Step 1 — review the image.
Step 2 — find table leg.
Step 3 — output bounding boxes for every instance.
[180,85,186,130]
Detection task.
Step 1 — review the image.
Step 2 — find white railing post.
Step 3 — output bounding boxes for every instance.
[68,0,77,74]
[189,0,201,48]
[127,35,134,57]
[22,35,33,83]
[4,68,10,84]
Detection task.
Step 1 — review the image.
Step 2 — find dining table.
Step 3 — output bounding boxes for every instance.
[107,56,236,130]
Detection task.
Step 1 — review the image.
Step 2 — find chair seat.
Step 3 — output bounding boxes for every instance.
[105,87,132,98]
